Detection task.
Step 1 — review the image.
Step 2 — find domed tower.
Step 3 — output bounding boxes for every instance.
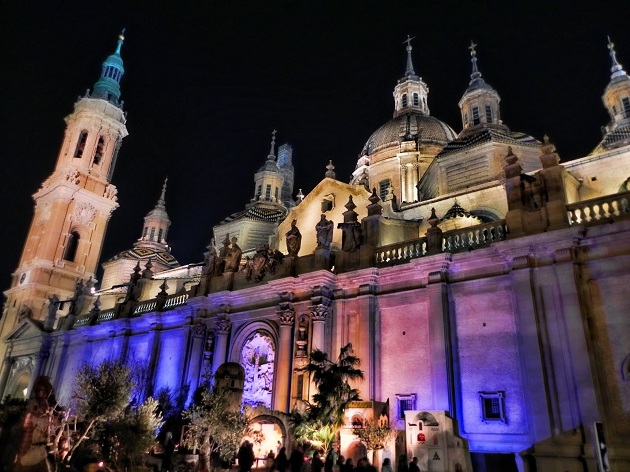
[591,37,630,153]
[458,42,508,135]
[351,37,457,205]
[1,32,128,332]
[101,179,179,290]
[422,43,541,198]
[213,131,288,258]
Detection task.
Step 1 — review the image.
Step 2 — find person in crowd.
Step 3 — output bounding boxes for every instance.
[275,447,290,472]
[312,450,325,472]
[289,445,305,472]
[342,458,354,472]
[408,457,420,472]
[381,458,393,472]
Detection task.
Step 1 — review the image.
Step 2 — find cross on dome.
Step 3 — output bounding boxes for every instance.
[608,36,627,79]
[403,35,417,77]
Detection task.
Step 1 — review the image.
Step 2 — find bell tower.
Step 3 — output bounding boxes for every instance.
[1,31,129,330]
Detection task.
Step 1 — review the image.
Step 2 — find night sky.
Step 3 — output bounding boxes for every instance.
[1,2,630,289]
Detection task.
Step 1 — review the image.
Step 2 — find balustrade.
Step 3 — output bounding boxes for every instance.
[567,191,630,225]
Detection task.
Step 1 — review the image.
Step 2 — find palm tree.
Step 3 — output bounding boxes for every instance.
[291,343,364,450]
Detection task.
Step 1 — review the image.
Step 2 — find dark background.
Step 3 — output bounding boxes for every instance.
[1,1,629,288]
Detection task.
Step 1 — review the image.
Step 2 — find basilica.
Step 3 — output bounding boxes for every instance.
[1,31,630,472]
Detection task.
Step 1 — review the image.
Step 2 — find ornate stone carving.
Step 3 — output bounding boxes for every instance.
[310,304,330,321]
[191,324,206,336]
[241,332,275,408]
[74,201,96,224]
[295,315,309,357]
[104,184,118,202]
[278,309,295,326]
[214,314,231,335]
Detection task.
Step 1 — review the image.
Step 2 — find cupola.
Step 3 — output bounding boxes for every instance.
[92,30,126,106]
[393,36,430,117]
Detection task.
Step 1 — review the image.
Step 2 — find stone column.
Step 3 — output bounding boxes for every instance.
[0,352,12,399]
[211,315,231,375]
[310,305,329,352]
[273,310,295,412]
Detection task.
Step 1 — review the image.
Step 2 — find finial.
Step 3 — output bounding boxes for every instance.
[469,40,482,82]
[116,28,126,55]
[325,160,336,179]
[158,177,168,207]
[296,189,304,203]
[403,35,416,77]
[268,129,277,159]
[608,36,627,79]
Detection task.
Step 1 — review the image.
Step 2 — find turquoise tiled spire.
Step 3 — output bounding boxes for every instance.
[92,29,125,105]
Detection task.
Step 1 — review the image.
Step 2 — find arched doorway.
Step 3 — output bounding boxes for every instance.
[8,370,31,399]
[347,440,367,466]
[246,413,287,464]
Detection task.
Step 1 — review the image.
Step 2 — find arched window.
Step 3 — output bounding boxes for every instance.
[150,227,156,241]
[402,94,408,107]
[74,131,88,158]
[93,136,105,165]
[413,93,419,106]
[158,228,164,242]
[64,231,80,262]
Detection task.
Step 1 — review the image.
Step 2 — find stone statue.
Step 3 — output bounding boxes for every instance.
[285,219,302,257]
[203,238,218,275]
[315,214,333,250]
[224,237,242,272]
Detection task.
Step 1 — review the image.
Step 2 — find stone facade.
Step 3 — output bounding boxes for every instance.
[2,36,630,472]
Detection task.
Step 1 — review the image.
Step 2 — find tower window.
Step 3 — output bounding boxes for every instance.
[274,187,279,201]
[143,227,148,238]
[485,105,493,123]
[413,93,419,106]
[379,179,391,200]
[63,231,80,262]
[256,185,262,200]
[93,137,105,165]
[265,184,272,200]
[622,97,630,118]
[479,391,506,422]
[402,94,408,107]
[150,227,156,241]
[472,106,480,125]
[74,131,88,158]
[158,228,164,242]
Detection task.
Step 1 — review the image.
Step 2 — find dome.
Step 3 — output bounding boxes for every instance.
[106,246,179,268]
[361,112,457,156]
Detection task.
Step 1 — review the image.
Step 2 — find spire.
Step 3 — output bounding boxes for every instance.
[92,29,126,106]
[404,35,417,77]
[136,178,171,249]
[268,129,277,160]
[608,36,627,79]
[469,41,483,83]
[157,177,168,209]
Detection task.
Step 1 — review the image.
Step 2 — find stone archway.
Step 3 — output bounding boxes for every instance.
[347,440,367,466]
[247,408,292,463]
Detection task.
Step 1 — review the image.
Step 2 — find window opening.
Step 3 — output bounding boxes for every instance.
[402,94,408,107]
[472,106,480,125]
[396,393,416,420]
[93,137,105,165]
[74,131,88,158]
[63,231,80,262]
[413,93,419,106]
[485,105,492,122]
[150,227,156,241]
[479,391,506,422]
[622,97,630,118]
[158,228,164,242]
[265,184,272,200]
[379,179,391,200]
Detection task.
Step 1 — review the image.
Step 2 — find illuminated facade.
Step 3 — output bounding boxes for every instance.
[2,36,630,472]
